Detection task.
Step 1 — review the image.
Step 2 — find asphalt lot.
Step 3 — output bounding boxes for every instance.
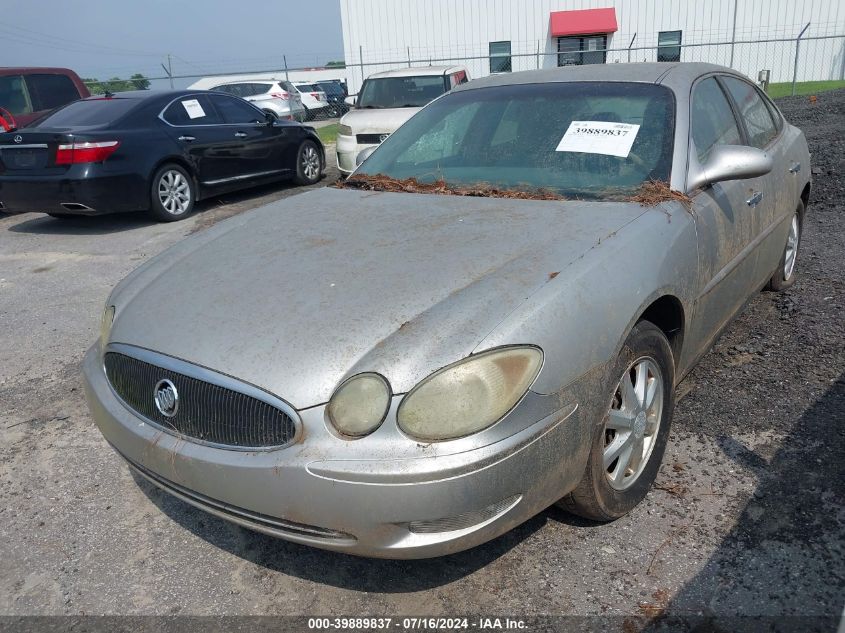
[1,93,843,628]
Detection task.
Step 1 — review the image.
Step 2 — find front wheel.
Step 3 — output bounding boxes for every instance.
[294,141,322,185]
[560,321,675,521]
[766,200,804,291]
[149,164,195,222]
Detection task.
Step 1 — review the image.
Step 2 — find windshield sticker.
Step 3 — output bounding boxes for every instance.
[181,99,206,119]
[555,121,641,158]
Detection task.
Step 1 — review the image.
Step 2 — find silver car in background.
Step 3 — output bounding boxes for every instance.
[83,63,810,558]
[209,80,306,121]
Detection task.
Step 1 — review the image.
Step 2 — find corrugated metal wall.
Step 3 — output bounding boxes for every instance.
[339,0,845,92]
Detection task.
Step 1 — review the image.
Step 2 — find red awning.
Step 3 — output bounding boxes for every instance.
[550,7,618,37]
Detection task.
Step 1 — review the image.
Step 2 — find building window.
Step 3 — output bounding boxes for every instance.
[557,35,607,66]
[657,30,682,62]
[489,41,512,73]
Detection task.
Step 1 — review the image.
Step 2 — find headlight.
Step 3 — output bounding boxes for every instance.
[327,373,391,437]
[398,346,543,441]
[338,124,353,136]
[100,305,115,349]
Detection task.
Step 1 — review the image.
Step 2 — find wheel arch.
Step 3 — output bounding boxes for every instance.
[635,294,686,367]
[149,156,200,200]
[799,181,811,213]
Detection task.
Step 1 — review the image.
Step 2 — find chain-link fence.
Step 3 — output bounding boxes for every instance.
[83,31,845,123]
[347,33,845,95]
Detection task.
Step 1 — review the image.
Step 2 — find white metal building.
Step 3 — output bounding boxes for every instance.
[339,0,845,93]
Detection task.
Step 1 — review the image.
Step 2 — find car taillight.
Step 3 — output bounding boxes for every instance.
[311,92,321,100]
[55,141,120,165]
[271,92,290,100]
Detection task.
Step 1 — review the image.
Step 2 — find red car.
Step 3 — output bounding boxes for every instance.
[0,68,90,129]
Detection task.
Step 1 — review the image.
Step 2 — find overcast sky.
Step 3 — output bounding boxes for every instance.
[1,0,344,88]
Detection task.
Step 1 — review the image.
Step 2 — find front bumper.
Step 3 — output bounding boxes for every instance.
[0,170,147,215]
[82,344,593,558]
[336,132,378,175]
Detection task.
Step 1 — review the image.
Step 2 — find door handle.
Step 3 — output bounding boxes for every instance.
[747,191,763,207]
[178,135,196,142]
[788,162,801,173]
[234,132,248,138]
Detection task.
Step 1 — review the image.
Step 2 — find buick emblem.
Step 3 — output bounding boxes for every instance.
[379,133,389,143]
[13,135,22,144]
[153,379,179,417]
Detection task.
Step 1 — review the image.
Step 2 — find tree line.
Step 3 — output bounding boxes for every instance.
[83,73,150,95]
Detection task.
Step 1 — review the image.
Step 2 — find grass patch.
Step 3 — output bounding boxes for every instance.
[767,80,845,99]
[316,123,338,145]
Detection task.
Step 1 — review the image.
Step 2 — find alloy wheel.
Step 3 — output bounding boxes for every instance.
[604,357,664,491]
[157,170,191,215]
[301,145,320,181]
[784,213,800,280]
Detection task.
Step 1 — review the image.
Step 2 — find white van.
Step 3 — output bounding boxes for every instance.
[336,65,469,175]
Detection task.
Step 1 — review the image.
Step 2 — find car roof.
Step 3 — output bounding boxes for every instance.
[0,67,81,76]
[213,80,276,86]
[453,62,747,95]
[368,65,466,79]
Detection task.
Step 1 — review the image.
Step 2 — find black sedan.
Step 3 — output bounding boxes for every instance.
[0,90,325,221]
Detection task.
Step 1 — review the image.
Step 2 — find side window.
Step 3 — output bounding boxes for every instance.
[721,76,778,149]
[162,95,222,126]
[209,94,264,124]
[690,77,743,164]
[0,74,33,115]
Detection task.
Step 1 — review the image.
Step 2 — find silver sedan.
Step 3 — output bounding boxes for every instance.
[83,63,811,558]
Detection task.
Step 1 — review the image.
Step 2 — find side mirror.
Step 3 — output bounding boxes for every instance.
[356,146,377,166]
[344,95,356,107]
[687,145,773,192]
[262,111,276,125]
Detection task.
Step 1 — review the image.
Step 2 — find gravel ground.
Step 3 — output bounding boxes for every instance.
[0,93,843,629]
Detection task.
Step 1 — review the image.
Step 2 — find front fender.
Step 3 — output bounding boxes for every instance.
[476,201,699,398]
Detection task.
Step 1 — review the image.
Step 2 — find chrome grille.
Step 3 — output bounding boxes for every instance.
[104,351,297,449]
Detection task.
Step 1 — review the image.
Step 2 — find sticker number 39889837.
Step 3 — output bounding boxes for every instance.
[555,121,641,158]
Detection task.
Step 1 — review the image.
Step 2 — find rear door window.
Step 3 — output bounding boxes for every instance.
[721,76,778,149]
[208,94,264,124]
[690,77,743,163]
[0,75,33,116]
[25,74,81,111]
[162,95,222,126]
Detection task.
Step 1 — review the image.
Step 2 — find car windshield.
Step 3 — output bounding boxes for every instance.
[32,97,139,128]
[356,75,447,108]
[353,82,675,199]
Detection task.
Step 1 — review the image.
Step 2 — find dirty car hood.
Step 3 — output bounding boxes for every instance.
[109,187,646,408]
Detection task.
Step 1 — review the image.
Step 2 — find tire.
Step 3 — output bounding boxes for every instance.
[294,140,323,185]
[560,321,675,521]
[303,106,313,122]
[766,200,804,292]
[149,164,195,222]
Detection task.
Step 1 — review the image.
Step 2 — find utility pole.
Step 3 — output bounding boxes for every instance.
[161,54,174,89]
